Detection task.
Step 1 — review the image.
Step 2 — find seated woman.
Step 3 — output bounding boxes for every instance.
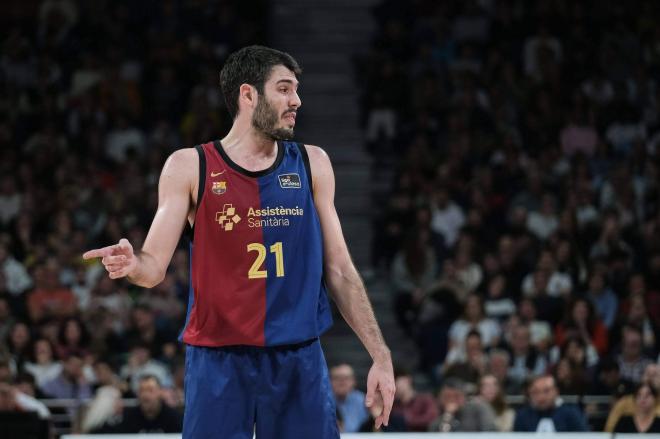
[613,383,660,433]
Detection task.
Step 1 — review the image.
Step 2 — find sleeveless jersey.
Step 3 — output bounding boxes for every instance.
[181,140,333,347]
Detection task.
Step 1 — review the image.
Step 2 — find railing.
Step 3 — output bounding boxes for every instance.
[43,395,617,437]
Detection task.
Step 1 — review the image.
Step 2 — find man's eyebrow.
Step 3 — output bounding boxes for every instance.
[276,79,298,86]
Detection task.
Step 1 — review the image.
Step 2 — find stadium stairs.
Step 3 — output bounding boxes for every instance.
[270,0,418,386]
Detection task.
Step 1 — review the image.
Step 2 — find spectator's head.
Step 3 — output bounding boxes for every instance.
[642,363,660,392]
[0,359,12,383]
[93,358,117,386]
[62,353,84,381]
[486,274,506,298]
[597,358,621,392]
[464,294,485,322]
[511,324,531,355]
[518,298,538,322]
[488,349,510,383]
[465,329,484,360]
[14,372,37,397]
[330,364,356,400]
[58,317,90,349]
[8,321,31,353]
[31,338,57,365]
[0,383,17,411]
[132,305,155,331]
[633,382,658,416]
[220,45,302,139]
[587,271,606,294]
[562,337,586,367]
[626,293,648,322]
[621,324,643,360]
[394,366,415,403]
[479,374,507,414]
[129,342,152,367]
[0,295,10,319]
[438,377,467,413]
[137,374,163,416]
[528,375,558,411]
[568,297,594,327]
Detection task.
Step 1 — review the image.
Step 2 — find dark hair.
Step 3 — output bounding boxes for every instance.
[139,374,161,387]
[635,382,658,399]
[58,317,90,348]
[394,365,411,379]
[220,45,302,118]
[29,338,57,363]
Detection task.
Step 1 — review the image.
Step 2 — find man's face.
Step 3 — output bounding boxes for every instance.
[251,65,301,141]
[622,329,642,358]
[439,387,465,411]
[64,356,84,380]
[138,378,162,412]
[529,376,558,411]
[330,365,355,399]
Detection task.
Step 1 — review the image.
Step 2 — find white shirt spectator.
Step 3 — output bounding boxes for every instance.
[431,202,466,248]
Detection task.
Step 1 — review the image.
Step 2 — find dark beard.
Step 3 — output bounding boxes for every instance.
[251,96,295,141]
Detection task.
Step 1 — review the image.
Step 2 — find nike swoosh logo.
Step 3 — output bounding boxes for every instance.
[211,171,226,177]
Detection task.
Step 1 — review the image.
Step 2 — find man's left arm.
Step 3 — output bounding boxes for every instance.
[306,144,395,429]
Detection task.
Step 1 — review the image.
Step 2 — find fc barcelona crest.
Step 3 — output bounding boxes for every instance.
[212,181,227,195]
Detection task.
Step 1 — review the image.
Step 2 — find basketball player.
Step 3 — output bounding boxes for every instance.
[83,45,394,438]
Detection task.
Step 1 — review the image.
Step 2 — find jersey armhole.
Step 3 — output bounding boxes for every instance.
[187,144,206,242]
[296,142,313,198]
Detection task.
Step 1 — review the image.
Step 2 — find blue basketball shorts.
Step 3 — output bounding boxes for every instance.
[182,338,340,439]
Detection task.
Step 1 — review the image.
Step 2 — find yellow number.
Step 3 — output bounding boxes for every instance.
[247,242,285,279]
[270,242,284,277]
[247,243,267,279]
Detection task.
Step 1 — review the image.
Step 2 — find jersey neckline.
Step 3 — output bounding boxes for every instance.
[213,140,285,178]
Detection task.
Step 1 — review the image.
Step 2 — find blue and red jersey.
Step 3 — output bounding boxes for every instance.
[180,140,333,347]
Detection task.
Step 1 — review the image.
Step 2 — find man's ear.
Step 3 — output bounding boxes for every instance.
[239,84,257,110]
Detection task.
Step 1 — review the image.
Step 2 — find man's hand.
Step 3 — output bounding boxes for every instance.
[365,358,395,429]
[83,238,137,280]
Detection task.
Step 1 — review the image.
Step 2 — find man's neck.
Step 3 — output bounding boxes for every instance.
[222,119,277,158]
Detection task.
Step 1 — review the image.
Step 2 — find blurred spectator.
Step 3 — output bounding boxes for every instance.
[505,324,547,392]
[27,263,77,322]
[94,375,182,433]
[13,373,51,420]
[612,383,660,433]
[390,231,437,335]
[24,338,62,389]
[6,320,31,371]
[391,367,437,431]
[554,297,608,358]
[515,299,552,353]
[330,363,369,433]
[41,352,92,400]
[0,243,32,296]
[430,187,465,249]
[447,294,500,362]
[443,329,488,385]
[56,316,91,359]
[120,343,172,395]
[478,374,514,432]
[617,325,654,386]
[483,274,516,322]
[585,271,619,329]
[428,377,497,432]
[605,363,660,431]
[513,375,589,432]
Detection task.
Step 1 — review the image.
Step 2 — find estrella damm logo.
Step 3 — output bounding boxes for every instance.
[215,204,241,231]
[212,181,227,195]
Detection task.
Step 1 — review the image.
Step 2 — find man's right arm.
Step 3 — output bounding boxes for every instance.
[83,148,197,288]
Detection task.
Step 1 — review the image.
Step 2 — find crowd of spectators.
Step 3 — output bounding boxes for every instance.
[0,0,266,434]
[358,0,660,433]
